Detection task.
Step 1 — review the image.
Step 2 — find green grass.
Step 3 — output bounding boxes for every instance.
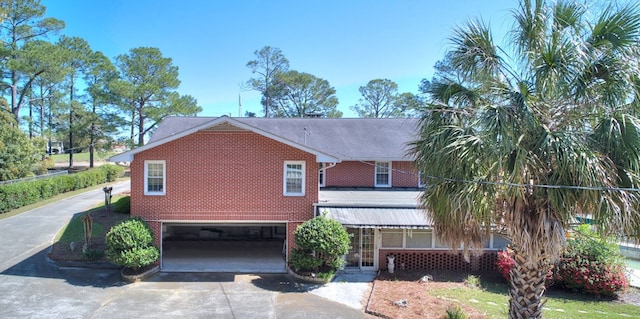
[50,151,115,163]
[428,280,640,319]
[55,194,129,243]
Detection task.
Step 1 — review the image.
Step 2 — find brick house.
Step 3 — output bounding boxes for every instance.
[110,116,504,272]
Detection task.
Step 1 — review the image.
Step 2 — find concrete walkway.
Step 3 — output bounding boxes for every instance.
[0,181,370,318]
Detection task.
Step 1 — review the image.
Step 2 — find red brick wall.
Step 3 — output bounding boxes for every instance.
[130,131,318,248]
[325,161,419,188]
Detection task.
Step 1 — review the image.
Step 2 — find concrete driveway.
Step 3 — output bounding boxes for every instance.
[0,181,368,318]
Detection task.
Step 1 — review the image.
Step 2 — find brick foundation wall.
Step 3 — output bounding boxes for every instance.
[325,161,419,188]
[379,250,498,272]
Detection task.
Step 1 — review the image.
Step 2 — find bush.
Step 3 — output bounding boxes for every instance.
[554,225,628,296]
[291,215,350,272]
[99,165,125,182]
[83,249,104,261]
[496,249,515,281]
[112,196,131,214]
[0,167,120,214]
[290,249,323,271]
[496,225,629,296]
[105,217,159,270]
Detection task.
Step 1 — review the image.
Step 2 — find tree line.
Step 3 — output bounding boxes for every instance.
[0,0,201,174]
[244,45,424,118]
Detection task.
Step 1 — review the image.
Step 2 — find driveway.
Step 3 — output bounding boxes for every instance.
[0,181,369,318]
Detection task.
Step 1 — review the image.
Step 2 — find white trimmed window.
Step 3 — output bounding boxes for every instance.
[144,160,166,195]
[375,162,391,187]
[284,161,305,196]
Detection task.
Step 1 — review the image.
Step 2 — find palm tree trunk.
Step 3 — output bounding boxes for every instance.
[508,251,549,319]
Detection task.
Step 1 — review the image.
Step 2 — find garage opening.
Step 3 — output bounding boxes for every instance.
[161,223,287,273]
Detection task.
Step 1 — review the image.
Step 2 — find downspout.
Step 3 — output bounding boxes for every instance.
[315,162,337,217]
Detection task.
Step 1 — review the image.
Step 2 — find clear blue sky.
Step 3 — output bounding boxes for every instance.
[42,0,517,118]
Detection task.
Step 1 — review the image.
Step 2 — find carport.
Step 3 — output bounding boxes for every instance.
[161,223,287,273]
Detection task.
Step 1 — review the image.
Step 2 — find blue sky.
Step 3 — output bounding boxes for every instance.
[42,0,517,118]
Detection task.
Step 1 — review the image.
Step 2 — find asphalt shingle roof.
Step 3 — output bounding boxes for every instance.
[149,116,419,161]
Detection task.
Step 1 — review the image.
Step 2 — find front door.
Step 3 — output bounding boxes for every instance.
[346,228,376,270]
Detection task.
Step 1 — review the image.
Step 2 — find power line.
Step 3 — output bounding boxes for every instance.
[356,160,640,192]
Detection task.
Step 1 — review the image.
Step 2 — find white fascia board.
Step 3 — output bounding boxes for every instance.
[348,157,415,162]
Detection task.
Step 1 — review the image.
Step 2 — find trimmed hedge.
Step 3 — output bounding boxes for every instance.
[0,165,125,213]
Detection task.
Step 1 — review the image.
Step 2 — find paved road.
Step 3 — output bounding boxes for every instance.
[0,181,368,319]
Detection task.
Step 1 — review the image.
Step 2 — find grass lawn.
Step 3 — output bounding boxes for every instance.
[428,280,640,318]
[50,151,115,163]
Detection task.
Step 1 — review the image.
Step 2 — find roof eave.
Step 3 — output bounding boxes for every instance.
[107,116,341,163]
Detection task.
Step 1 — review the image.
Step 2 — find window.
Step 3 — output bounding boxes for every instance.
[144,160,166,195]
[375,162,391,187]
[284,161,305,196]
[406,230,432,248]
[381,230,403,248]
[492,234,510,249]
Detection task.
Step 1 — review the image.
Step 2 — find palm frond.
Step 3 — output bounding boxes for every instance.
[450,18,503,81]
[589,3,640,50]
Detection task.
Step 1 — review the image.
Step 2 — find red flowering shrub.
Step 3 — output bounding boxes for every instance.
[496,249,514,281]
[554,258,628,296]
[495,225,627,296]
[553,225,628,296]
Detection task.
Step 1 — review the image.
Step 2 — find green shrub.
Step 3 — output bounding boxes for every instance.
[83,249,104,261]
[99,165,124,182]
[0,167,121,214]
[112,196,131,214]
[106,217,159,270]
[292,215,350,272]
[554,225,628,296]
[290,249,323,271]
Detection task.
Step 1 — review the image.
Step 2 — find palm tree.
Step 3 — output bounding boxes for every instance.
[412,1,640,318]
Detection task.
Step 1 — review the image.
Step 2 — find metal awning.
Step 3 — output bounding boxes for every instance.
[319,207,431,229]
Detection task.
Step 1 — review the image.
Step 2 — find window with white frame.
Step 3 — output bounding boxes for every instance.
[380,229,510,250]
[284,161,305,196]
[144,160,166,195]
[406,229,432,248]
[381,229,403,248]
[375,161,391,187]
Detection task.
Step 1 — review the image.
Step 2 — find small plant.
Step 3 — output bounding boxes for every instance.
[464,275,481,289]
[444,305,468,319]
[317,270,335,281]
[106,217,159,271]
[83,249,104,261]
